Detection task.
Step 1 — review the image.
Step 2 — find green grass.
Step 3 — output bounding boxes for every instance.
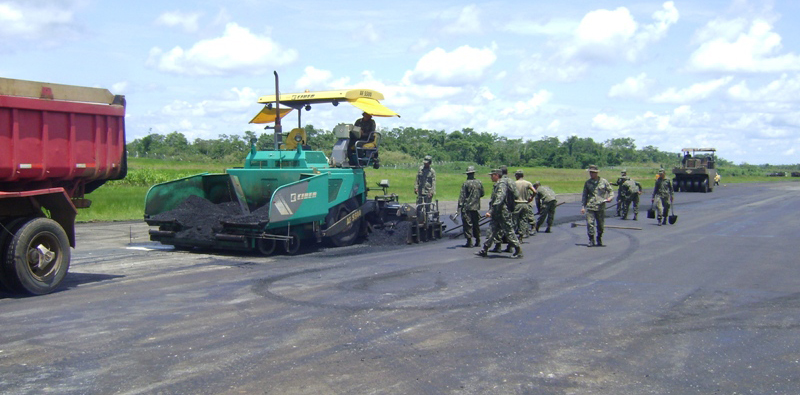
[74,158,798,222]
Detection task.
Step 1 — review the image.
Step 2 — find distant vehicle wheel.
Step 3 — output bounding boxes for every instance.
[672,180,680,192]
[701,179,709,193]
[256,238,276,256]
[283,233,301,255]
[678,179,686,192]
[3,218,70,295]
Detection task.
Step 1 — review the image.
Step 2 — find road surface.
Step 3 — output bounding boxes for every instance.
[1,182,799,394]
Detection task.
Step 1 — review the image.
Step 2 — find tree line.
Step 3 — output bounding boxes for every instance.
[127,126,729,169]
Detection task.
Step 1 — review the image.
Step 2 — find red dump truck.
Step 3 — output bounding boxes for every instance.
[0,77,126,295]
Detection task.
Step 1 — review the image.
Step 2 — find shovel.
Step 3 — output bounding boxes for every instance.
[668,203,678,224]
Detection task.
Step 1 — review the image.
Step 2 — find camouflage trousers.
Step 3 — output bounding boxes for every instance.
[461,209,481,241]
[621,194,639,218]
[483,206,520,249]
[416,194,433,218]
[654,196,670,219]
[536,200,557,230]
[585,209,605,237]
[512,202,535,236]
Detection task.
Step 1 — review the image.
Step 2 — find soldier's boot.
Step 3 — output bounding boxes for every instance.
[596,234,603,246]
[545,226,551,233]
[475,237,480,247]
[662,217,668,225]
[475,248,488,257]
[588,236,596,247]
[464,239,473,248]
[657,217,662,226]
[503,244,514,253]
[511,246,524,259]
[489,244,503,253]
[633,214,637,221]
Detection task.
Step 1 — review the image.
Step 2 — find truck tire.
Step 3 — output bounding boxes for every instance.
[283,232,301,255]
[256,238,276,256]
[0,217,31,292]
[3,218,70,295]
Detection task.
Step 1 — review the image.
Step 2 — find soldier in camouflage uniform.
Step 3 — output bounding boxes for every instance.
[492,165,520,253]
[620,177,642,220]
[581,165,614,247]
[651,168,674,226]
[513,170,537,238]
[458,166,484,248]
[415,155,436,216]
[611,169,629,216]
[476,169,522,259]
[533,182,557,233]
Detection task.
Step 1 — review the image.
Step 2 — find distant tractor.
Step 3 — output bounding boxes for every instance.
[673,148,717,193]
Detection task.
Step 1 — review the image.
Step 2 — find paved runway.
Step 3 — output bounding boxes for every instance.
[2,181,799,394]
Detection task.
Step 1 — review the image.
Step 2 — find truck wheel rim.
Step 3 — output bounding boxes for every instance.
[25,232,60,280]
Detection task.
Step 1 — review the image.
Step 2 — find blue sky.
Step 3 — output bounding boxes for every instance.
[2,0,799,165]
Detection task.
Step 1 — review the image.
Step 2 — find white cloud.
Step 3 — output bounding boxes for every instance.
[650,76,734,103]
[727,73,800,102]
[295,66,333,90]
[441,4,482,35]
[419,103,478,123]
[688,19,800,72]
[501,90,553,116]
[111,81,129,94]
[517,53,587,85]
[146,23,298,76]
[516,2,678,86]
[360,23,380,43]
[155,11,202,33]
[146,86,259,140]
[565,1,679,62]
[608,73,655,98]
[502,18,577,36]
[0,0,82,45]
[406,44,497,86]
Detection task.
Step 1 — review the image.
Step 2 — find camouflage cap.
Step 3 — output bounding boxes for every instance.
[587,165,599,172]
[423,155,432,163]
[621,169,627,174]
[488,168,502,176]
[658,168,665,174]
[499,165,508,174]
[515,169,524,176]
[464,166,476,174]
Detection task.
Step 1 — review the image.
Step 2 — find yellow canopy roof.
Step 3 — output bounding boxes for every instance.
[349,97,399,117]
[251,89,399,124]
[249,107,293,124]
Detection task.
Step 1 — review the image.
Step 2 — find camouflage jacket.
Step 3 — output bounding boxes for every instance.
[498,175,519,211]
[535,185,557,209]
[492,175,519,212]
[652,177,674,199]
[415,166,436,196]
[582,177,614,211]
[621,178,641,198]
[458,178,484,211]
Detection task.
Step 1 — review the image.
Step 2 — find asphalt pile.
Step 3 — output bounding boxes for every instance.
[366,221,412,246]
[150,195,266,241]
